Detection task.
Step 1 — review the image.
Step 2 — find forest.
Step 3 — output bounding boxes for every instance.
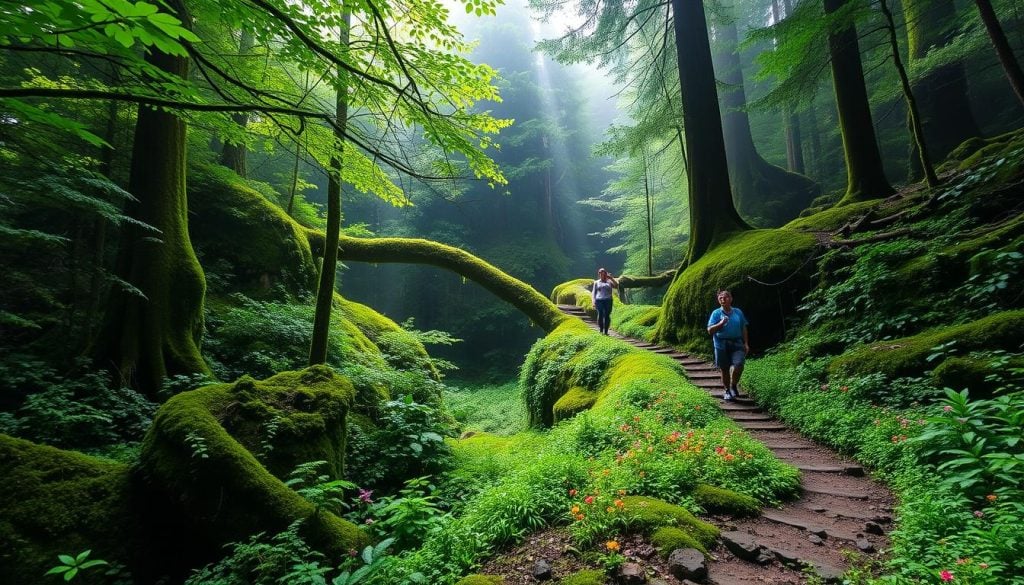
[1,0,1023,583]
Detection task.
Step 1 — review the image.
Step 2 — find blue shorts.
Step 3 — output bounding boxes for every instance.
[714,341,746,369]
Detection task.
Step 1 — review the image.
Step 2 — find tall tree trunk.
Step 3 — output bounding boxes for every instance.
[712,13,819,226]
[776,0,806,175]
[309,13,350,366]
[807,101,823,178]
[642,152,654,276]
[903,0,981,165]
[824,0,894,204]
[96,0,209,397]
[670,0,749,265]
[973,0,1024,107]
[219,29,254,177]
[880,0,939,187]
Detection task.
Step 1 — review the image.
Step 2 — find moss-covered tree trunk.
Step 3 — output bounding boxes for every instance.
[824,0,894,204]
[310,13,350,366]
[218,30,254,177]
[306,231,568,332]
[96,0,209,397]
[974,0,1024,108]
[670,0,749,264]
[902,0,981,166]
[713,15,819,226]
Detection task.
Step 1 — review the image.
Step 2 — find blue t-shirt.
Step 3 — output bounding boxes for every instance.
[708,307,748,348]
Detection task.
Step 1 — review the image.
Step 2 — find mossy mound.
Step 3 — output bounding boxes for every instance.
[559,569,606,585]
[655,229,818,353]
[611,304,661,342]
[650,525,706,556]
[692,483,761,517]
[785,199,883,232]
[189,164,317,298]
[0,435,142,584]
[943,128,1024,172]
[829,310,1024,379]
[619,496,719,548]
[552,278,596,309]
[138,366,368,572]
[455,575,506,585]
[552,386,598,423]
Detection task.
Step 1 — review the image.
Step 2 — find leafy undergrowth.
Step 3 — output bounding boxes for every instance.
[738,136,1024,584]
[444,381,528,436]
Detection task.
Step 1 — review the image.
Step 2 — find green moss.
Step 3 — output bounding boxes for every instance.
[552,278,596,309]
[692,483,760,517]
[655,229,818,353]
[650,526,706,556]
[619,496,719,547]
[455,575,505,585]
[189,164,317,298]
[559,569,606,585]
[138,366,369,567]
[553,386,598,423]
[611,304,661,341]
[829,310,1024,378]
[0,435,140,584]
[784,199,883,231]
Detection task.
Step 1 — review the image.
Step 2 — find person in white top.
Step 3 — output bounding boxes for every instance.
[591,268,618,335]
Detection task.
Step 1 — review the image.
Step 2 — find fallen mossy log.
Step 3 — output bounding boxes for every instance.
[618,270,677,289]
[306,230,568,332]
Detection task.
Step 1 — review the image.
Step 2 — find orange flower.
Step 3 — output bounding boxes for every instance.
[584,495,595,505]
[606,506,615,513]
[575,513,585,521]
[614,499,624,508]
[606,540,620,552]
[571,505,580,514]
[617,489,627,496]
[725,454,735,461]
[569,489,577,497]
[986,494,998,502]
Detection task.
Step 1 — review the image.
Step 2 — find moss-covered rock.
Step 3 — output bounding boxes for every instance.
[829,310,1024,378]
[784,199,883,232]
[650,525,706,556]
[455,574,506,585]
[559,569,606,585]
[692,483,761,517]
[189,164,317,298]
[552,386,598,423]
[0,435,142,584]
[619,496,719,548]
[655,229,818,353]
[138,366,369,571]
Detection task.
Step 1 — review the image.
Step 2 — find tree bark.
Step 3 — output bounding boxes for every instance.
[902,0,981,165]
[219,29,255,177]
[779,0,806,175]
[309,13,350,366]
[96,0,209,397]
[305,231,569,333]
[670,0,749,263]
[880,0,939,187]
[824,0,894,204]
[712,14,819,226]
[973,0,1024,108]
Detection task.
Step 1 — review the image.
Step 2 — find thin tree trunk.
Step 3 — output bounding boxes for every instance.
[96,0,209,396]
[309,12,350,366]
[807,101,822,177]
[903,0,981,163]
[880,0,939,187]
[219,29,254,177]
[642,152,654,276]
[823,0,894,204]
[974,0,1024,107]
[670,0,748,265]
[775,0,807,175]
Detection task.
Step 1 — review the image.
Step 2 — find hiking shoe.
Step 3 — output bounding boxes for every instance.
[730,386,739,398]
[722,391,735,402]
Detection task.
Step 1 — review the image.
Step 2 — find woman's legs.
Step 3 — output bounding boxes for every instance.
[595,298,612,333]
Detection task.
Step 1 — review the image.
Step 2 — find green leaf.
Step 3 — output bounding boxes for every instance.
[64,567,78,581]
[74,550,91,563]
[57,555,75,566]
[45,566,72,575]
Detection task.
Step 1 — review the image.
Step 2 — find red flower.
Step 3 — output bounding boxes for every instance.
[584,495,595,505]
[569,489,577,497]
[939,570,954,582]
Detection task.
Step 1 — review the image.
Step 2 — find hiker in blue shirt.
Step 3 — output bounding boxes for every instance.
[707,289,749,401]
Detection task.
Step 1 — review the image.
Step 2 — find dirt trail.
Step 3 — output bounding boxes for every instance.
[558,305,894,583]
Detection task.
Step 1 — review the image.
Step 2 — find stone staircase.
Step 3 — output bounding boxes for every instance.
[556,305,894,584]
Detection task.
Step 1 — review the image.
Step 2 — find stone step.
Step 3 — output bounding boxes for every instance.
[762,442,815,450]
[737,422,788,431]
[687,371,721,379]
[796,464,865,477]
[800,484,870,500]
[651,347,679,354]
[727,413,774,422]
[719,403,762,412]
[693,379,725,388]
[719,531,845,583]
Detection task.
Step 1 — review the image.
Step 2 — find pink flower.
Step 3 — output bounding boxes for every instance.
[979,563,989,569]
[974,510,984,518]
[943,405,953,412]
[358,488,374,503]
[939,570,954,582]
